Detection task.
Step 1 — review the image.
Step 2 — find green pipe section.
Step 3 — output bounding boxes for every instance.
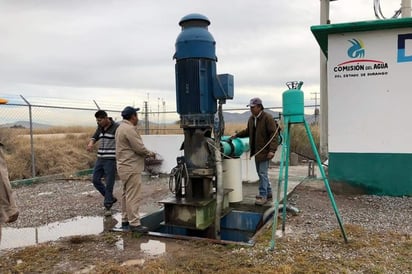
[303,120,348,243]
[220,136,249,157]
[11,169,93,187]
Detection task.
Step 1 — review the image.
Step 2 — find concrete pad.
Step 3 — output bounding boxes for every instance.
[230,164,309,210]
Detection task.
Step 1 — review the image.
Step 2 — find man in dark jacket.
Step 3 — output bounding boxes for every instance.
[231,98,279,205]
[87,110,119,216]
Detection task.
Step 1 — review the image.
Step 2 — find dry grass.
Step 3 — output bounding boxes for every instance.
[289,123,321,161]
[1,225,410,273]
[0,127,96,180]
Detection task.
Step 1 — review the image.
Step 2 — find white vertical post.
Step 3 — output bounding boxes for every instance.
[319,0,330,157]
[401,0,411,17]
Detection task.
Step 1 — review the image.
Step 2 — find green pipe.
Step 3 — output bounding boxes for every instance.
[220,136,249,157]
[282,119,291,232]
[11,169,93,188]
[303,120,348,243]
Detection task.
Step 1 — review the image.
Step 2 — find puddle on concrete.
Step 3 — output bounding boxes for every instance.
[0,213,146,248]
[1,212,169,257]
[1,214,120,250]
[1,207,264,256]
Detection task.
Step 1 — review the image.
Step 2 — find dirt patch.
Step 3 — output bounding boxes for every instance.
[0,175,411,273]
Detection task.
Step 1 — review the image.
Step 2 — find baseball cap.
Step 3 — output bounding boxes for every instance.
[121,106,140,118]
[247,97,263,107]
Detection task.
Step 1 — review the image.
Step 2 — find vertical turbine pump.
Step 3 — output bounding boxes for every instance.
[162,13,233,232]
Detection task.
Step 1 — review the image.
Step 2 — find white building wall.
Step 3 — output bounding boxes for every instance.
[328,28,412,153]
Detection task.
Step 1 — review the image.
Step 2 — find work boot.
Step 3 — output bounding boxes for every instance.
[129,225,149,234]
[104,197,118,210]
[6,212,19,223]
[104,208,112,217]
[255,196,267,206]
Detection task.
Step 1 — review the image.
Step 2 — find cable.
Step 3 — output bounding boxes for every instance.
[374,0,401,19]
[168,160,188,196]
[290,151,328,167]
[206,139,233,159]
[250,125,281,159]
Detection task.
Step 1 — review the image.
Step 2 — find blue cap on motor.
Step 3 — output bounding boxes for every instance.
[174,13,216,61]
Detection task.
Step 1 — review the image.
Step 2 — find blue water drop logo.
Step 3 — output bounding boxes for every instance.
[347,39,365,58]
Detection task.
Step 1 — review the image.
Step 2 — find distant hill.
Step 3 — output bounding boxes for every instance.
[223,110,318,125]
[223,110,282,123]
[0,121,51,129]
[0,112,317,129]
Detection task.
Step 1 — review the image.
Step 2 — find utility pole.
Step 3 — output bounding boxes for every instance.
[319,0,335,157]
[144,101,149,134]
[157,97,160,134]
[162,99,166,133]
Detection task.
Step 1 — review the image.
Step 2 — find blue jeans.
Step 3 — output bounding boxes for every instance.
[255,159,272,199]
[92,158,117,209]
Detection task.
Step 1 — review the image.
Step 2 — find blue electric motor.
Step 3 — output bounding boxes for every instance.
[174,13,233,128]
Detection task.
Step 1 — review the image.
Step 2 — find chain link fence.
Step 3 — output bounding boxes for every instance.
[0,95,182,128]
[0,95,182,180]
[0,95,318,180]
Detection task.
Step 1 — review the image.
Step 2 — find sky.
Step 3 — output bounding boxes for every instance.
[0,0,405,117]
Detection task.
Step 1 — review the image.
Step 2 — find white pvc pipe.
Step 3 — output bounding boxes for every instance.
[222,158,243,203]
[214,143,223,240]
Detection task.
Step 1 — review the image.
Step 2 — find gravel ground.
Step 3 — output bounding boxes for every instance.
[287,181,412,235]
[7,170,411,235]
[7,175,172,229]
[1,169,411,273]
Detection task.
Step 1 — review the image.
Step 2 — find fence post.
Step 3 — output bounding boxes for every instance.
[20,95,36,178]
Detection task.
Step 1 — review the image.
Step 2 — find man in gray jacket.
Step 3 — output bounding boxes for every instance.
[115,106,156,233]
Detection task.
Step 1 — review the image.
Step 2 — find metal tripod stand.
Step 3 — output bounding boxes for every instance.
[269,81,348,250]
